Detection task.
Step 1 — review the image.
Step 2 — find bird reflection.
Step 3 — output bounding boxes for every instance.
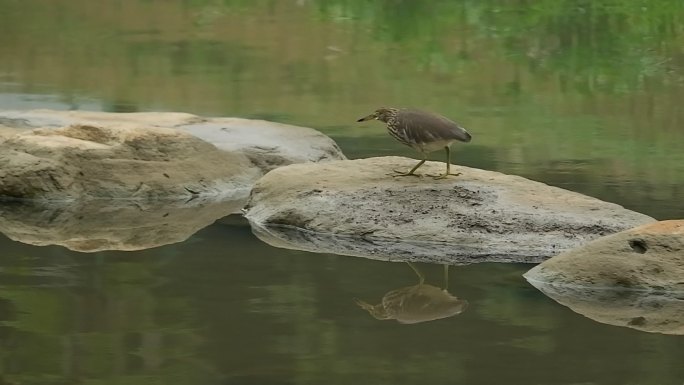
[355,263,468,324]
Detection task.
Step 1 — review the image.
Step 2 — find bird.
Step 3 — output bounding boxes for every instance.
[357,107,472,179]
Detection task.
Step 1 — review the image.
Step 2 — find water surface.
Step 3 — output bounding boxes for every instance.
[0,1,683,384]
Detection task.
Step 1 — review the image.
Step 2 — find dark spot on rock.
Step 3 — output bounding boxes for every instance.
[269,210,311,227]
[650,286,666,294]
[79,171,84,176]
[163,173,170,178]
[299,189,323,197]
[628,239,648,254]
[628,316,646,326]
[184,186,200,195]
[614,277,633,287]
[358,229,376,236]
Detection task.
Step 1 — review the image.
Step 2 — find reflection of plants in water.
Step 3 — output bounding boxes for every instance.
[356,263,468,324]
[148,0,684,90]
[477,1,683,92]
[313,0,684,91]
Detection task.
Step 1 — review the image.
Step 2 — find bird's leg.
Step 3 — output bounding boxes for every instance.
[407,262,425,285]
[431,146,461,179]
[393,156,426,177]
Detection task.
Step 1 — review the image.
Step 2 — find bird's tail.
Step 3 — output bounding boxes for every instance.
[459,126,472,143]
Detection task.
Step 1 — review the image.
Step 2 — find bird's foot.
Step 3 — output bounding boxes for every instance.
[428,172,462,180]
[391,169,421,177]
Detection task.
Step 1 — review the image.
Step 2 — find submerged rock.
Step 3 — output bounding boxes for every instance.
[0,123,258,200]
[244,157,654,263]
[527,282,684,335]
[0,198,245,252]
[524,220,684,292]
[0,109,346,174]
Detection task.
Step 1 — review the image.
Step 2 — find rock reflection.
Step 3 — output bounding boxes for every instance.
[249,222,543,265]
[527,280,684,335]
[356,263,468,324]
[0,197,245,252]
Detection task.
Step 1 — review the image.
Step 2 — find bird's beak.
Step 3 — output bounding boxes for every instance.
[357,114,375,122]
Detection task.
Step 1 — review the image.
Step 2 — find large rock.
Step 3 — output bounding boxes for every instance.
[244,157,654,263]
[524,220,684,292]
[0,109,346,173]
[0,123,258,200]
[0,198,244,252]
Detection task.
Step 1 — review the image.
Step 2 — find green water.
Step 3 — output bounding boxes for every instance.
[0,1,683,384]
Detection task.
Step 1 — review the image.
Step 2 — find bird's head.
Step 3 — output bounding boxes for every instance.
[357,107,397,123]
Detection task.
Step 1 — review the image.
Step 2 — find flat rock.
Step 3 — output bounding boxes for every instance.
[524,220,684,292]
[244,157,655,263]
[0,109,346,174]
[0,198,245,252]
[0,123,259,200]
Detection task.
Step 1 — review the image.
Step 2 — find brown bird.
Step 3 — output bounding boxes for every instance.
[357,107,472,179]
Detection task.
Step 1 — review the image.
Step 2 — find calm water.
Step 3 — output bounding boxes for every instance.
[1,1,683,384]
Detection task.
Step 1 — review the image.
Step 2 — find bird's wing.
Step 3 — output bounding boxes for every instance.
[397,109,472,143]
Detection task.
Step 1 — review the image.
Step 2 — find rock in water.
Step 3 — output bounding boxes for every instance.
[245,157,654,263]
[524,220,684,291]
[524,220,684,335]
[0,123,259,200]
[0,109,346,174]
